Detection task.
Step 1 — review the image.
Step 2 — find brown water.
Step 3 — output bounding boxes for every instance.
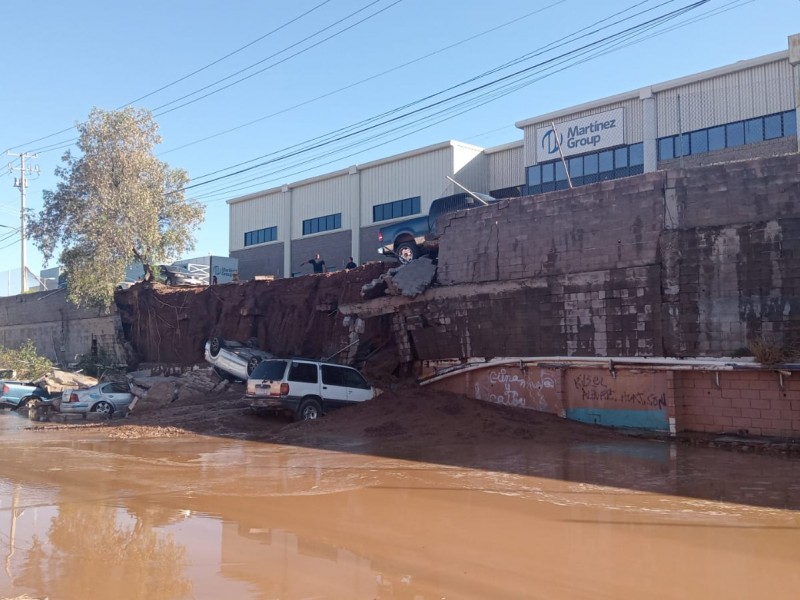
[0,414,799,599]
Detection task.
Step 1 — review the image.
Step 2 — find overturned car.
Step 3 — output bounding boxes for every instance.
[204,336,272,381]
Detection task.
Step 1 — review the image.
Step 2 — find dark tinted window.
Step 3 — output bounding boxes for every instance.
[541,162,554,183]
[614,147,628,168]
[677,133,690,157]
[288,362,318,384]
[102,382,130,394]
[342,368,370,389]
[251,360,288,380]
[321,365,347,387]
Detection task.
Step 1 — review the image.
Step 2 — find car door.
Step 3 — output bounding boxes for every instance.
[341,368,374,403]
[320,365,350,407]
[99,382,131,410]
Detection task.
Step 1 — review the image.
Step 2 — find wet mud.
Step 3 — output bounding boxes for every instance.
[0,396,799,599]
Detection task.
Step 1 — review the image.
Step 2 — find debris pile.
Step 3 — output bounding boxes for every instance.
[361,257,437,299]
[129,366,228,412]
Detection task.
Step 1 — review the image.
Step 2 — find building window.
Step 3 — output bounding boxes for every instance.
[372,196,421,222]
[244,226,277,247]
[657,110,795,161]
[525,142,645,195]
[302,213,341,236]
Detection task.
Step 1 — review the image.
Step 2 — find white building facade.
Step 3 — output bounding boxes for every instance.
[229,35,800,281]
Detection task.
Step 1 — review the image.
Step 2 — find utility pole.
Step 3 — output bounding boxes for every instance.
[7,152,38,294]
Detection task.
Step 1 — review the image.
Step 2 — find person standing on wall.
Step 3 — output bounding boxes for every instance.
[345,257,357,270]
[300,253,326,274]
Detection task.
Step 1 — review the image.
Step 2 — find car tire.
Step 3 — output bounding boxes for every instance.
[209,336,225,358]
[295,398,322,421]
[395,242,418,264]
[246,356,262,376]
[15,396,35,411]
[93,401,114,417]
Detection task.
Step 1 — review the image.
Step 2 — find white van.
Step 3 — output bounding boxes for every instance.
[246,358,376,420]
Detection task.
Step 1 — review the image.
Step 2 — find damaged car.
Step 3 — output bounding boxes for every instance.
[246,358,377,421]
[205,336,272,381]
[59,381,135,417]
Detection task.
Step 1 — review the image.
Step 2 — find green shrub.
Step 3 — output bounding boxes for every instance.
[0,340,53,381]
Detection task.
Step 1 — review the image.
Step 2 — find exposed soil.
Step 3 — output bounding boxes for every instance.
[28,381,800,458]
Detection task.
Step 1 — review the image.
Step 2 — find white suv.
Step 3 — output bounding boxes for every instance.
[246,359,376,420]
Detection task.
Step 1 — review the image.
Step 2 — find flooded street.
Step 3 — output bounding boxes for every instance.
[0,411,799,599]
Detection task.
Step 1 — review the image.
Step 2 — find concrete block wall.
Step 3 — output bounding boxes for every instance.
[673,370,800,437]
[403,264,662,359]
[0,290,126,366]
[420,153,800,360]
[437,171,667,285]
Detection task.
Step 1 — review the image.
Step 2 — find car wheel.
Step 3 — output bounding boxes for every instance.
[246,356,262,376]
[15,396,35,411]
[295,398,322,421]
[395,242,418,264]
[209,336,225,358]
[93,401,114,417]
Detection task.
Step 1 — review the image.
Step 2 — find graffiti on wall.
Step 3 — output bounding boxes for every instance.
[572,373,667,410]
[473,367,559,413]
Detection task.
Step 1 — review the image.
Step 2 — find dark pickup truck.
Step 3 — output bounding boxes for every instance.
[377,191,496,263]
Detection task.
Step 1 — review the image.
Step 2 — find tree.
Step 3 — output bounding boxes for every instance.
[29,107,204,308]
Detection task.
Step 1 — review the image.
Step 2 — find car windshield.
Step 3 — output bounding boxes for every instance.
[250,360,288,380]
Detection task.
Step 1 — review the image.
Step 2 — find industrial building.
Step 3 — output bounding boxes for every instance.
[228,35,800,281]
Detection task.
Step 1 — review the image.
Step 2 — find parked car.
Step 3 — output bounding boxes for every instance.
[204,336,272,381]
[0,381,53,410]
[59,381,135,417]
[155,264,205,286]
[246,358,377,420]
[377,191,497,263]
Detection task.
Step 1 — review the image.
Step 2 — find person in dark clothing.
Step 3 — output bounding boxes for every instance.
[300,253,326,273]
[345,257,357,270]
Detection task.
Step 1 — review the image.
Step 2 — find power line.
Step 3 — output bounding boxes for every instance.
[152,0,404,117]
[183,0,709,193]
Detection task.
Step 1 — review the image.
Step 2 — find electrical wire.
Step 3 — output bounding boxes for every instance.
[182,0,709,193]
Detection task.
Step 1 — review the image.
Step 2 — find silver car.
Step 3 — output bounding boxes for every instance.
[59,381,135,417]
[204,336,272,381]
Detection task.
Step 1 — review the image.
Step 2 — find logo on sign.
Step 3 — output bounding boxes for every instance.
[536,108,624,159]
[541,129,563,155]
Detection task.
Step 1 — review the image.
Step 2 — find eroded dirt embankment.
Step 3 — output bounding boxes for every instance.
[115,262,395,374]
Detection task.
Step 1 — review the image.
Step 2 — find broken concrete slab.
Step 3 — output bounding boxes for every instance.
[385,257,437,298]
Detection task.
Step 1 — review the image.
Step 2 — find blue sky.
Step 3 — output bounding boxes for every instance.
[0,0,797,293]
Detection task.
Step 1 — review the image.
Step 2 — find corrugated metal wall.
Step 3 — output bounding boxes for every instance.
[359,146,454,225]
[229,190,285,252]
[290,173,352,239]
[487,143,525,190]
[522,97,643,165]
[656,59,794,136]
[452,144,489,193]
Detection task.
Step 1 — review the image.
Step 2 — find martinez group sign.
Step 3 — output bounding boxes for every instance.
[535,108,624,160]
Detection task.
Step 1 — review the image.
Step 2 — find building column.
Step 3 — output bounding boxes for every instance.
[640,88,657,173]
[349,166,361,263]
[789,33,800,152]
[281,185,292,278]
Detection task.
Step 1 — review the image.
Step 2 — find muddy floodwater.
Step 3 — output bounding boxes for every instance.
[0,412,799,599]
